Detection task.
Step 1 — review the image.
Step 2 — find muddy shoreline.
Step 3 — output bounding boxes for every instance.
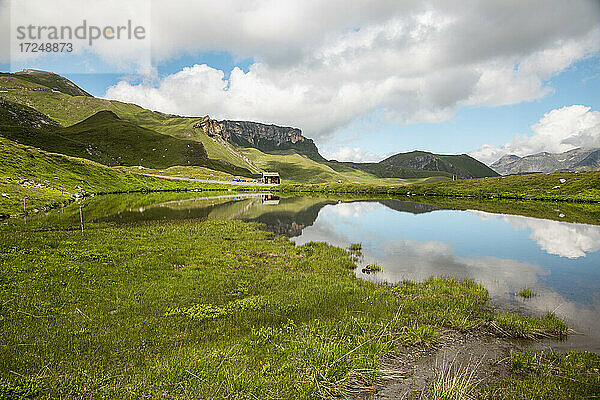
[358,328,542,399]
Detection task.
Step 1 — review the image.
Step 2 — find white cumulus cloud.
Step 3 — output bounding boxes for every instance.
[471,210,600,258]
[470,105,600,164]
[101,0,600,140]
[325,147,381,163]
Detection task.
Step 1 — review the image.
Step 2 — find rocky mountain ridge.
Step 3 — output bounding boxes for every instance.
[491,148,600,175]
[195,117,324,160]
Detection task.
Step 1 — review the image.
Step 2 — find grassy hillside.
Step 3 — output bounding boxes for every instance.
[0,98,256,176]
[437,153,498,177]
[377,150,498,178]
[0,70,92,97]
[0,137,200,216]
[0,97,60,129]
[329,160,455,179]
[0,83,258,172]
[55,110,208,168]
[326,151,498,180]
[408,171,600,201]
[118,166,239,181]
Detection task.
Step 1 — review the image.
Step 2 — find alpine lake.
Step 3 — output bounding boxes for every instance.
[8,190,600,353]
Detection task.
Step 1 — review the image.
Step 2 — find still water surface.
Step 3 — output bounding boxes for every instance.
[18,192,600,352]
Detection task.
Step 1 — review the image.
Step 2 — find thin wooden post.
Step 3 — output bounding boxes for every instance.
[23,197,26,213]
[79,206,85,237]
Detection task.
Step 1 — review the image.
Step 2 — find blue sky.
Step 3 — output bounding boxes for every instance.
[322,56,600,158]
[2,1,599,164]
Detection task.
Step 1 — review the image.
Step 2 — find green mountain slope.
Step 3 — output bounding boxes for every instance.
[436,154,499,177]
[0,101,255,176]
[0,71,496,182]
[327,160,455,179]
[238,148,442,184]
[325,151,498,180]
[56,110,208,168]
[0,97,60,130]
[0,137,199,216]
[0,105,208,168]
[0,75,258,173]
[376,150,498,178]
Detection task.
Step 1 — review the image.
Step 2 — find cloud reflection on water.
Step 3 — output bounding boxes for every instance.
[293,201,600,350]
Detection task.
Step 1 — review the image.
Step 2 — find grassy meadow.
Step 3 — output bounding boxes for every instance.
[0,216,572,399]
[274,171,600,202]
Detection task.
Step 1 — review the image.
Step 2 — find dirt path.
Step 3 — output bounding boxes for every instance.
[363,330,531,399]
[139,173,276,186]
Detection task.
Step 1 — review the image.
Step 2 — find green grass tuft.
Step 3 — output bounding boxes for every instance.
[484,351,600,399]
[423,358,479,400]
[491,312,569,339]
[517,287,536,299]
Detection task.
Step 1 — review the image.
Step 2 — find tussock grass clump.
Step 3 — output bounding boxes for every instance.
[364,263,382,272]
[348,242,362,253]
[164,295,267,321]
[348,242,363,262]
[423,357,480,400]
[517,287,536,299]
[491,312,570,339]
[401,324,438,346]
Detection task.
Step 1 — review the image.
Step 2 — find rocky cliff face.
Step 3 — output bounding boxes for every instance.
[491,148,600,175]
[195,117,324,160]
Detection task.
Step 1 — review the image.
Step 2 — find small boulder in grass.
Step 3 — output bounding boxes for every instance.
[559,178,566,183]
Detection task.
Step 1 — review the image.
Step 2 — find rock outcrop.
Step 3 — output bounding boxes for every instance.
[195,117,324,160]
